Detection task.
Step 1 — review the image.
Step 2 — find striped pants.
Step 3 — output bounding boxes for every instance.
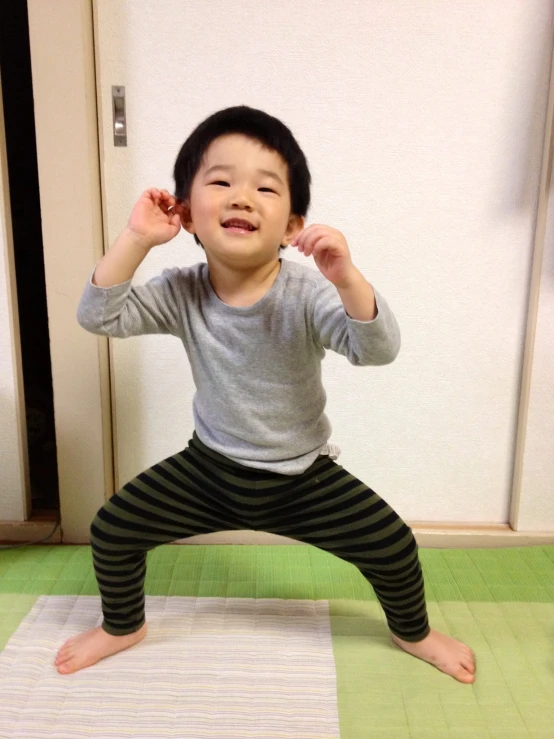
[90,432,431,642]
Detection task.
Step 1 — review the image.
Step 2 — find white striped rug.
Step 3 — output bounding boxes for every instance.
[0,595,340,739]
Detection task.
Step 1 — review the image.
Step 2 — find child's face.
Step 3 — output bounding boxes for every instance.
[182,134,304,265]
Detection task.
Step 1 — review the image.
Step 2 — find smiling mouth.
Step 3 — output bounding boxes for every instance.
[222,219,258,234]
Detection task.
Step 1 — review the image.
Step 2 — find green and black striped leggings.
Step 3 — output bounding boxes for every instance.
[91,432,431,642]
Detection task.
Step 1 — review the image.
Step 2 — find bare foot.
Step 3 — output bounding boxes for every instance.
[55,623,148,674]
[391,628,476,683]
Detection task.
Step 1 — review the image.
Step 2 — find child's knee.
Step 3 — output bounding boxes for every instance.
[89,501,122,548]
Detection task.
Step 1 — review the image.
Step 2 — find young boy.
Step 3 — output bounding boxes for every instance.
[56,106,475,683]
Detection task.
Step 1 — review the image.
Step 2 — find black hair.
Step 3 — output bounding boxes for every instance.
[173,105,311,250]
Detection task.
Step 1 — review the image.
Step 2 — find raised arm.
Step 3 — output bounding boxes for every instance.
[77,188,185,337]
[93,188,183,286]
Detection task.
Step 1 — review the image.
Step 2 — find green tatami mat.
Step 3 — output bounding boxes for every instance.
[1,544,553,738]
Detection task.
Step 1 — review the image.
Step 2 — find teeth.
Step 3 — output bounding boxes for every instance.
[224,221,254,230]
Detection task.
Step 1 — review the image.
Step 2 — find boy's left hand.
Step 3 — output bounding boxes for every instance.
[291,225,357,288]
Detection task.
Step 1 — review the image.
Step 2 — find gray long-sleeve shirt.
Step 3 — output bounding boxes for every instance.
[77,257,400,474]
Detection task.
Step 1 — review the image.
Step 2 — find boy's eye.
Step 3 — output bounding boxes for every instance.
[211,181,229,186]
[259,187,276,193]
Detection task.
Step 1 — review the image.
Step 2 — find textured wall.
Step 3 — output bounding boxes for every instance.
[94,0,554,524]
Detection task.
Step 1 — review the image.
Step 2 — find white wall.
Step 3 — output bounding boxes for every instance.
[95,0,554,525]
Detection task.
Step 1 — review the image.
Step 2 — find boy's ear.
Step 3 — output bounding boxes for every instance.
[283,215,304,246]
[179,201,195,234]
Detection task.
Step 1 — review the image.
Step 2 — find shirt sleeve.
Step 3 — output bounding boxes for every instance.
[76,266,183,338]
[310,275,401,365]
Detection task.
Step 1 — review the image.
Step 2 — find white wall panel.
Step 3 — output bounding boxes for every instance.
[94,0,554,523]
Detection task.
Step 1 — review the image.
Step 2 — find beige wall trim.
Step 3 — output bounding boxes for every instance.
[169,526,554,549]
[91,1,120,496]
[0,524,551,548]
[27,0,112,542]
[510,35,554,529]
[0,516,61,545]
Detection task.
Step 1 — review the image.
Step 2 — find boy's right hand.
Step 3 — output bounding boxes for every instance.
[126,188,185,249]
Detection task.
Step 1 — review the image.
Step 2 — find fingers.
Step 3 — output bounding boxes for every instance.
[146,188,184,219]
[146,188,178,208]
[293,226,332,257]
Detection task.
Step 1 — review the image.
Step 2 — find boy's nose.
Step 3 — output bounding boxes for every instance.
[230,194,253,210]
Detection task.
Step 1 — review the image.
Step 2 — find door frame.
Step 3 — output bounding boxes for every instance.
[23,0,113,543]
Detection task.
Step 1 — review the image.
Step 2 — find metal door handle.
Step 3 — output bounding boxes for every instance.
[112,86,127,146]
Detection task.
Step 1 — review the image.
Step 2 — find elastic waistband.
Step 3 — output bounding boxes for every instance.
[188,431,272,475]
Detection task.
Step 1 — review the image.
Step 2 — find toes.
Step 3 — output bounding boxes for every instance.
[458,652,476,682]
[55,645,74,666]
[55,640,73,661]
[57,659,77,674]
